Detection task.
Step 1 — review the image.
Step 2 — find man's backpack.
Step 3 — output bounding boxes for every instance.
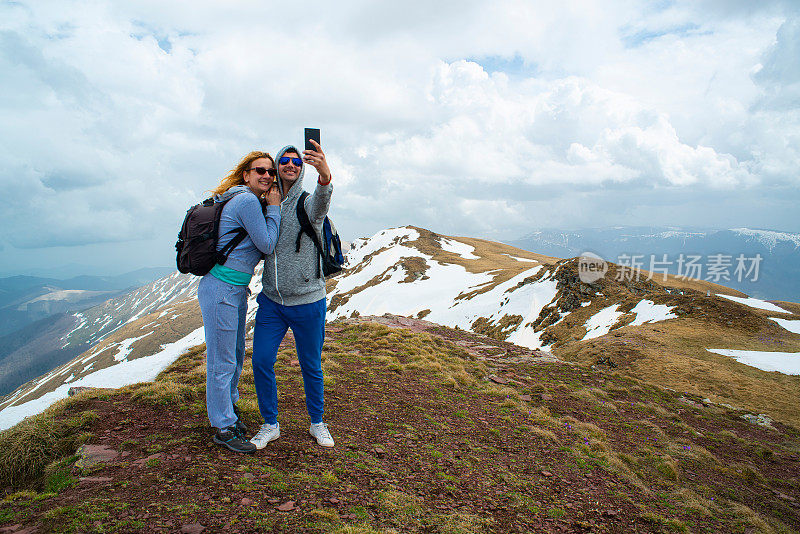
[175,196,247,276]
[295,191,345,278]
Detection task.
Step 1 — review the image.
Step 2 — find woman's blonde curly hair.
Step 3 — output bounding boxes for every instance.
[210,151,275,197]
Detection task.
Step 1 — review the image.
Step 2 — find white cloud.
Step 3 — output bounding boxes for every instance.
[0,0,797,272]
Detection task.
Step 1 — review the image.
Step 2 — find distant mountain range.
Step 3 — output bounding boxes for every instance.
[2,226,798,432]
[0,267,174,336]
[0,267,176,396]
[508,227,800,302]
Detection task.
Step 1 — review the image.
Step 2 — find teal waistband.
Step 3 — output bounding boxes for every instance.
[209,264,252,286]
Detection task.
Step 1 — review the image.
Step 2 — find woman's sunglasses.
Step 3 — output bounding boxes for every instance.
[278,156,303,167]
[249,167,277,177]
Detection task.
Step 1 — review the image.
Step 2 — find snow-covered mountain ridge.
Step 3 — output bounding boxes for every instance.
[2,226,799,431]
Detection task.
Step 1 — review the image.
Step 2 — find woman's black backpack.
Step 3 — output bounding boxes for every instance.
[175,196,247,276]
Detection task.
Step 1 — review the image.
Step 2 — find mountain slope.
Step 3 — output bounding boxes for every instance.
[0,317,798,533]
[0,272,201,429]
[509,226,800,301]
[0,314,88,397]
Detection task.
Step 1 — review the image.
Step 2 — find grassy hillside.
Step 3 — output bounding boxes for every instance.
[0,317,798,533]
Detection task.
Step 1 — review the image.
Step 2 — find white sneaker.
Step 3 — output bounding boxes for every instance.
[309,422,334,447]
[250,422,280,449]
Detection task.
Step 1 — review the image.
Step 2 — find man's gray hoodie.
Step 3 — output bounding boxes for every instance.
[261,145,333,306]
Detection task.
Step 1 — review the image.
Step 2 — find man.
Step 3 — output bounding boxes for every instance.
[250,138,335,448]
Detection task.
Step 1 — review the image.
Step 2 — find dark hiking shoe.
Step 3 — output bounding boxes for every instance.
[213,426,256,453]
[232,404,248,435]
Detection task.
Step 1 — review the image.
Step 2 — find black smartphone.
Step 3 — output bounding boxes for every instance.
[305,128,321,152]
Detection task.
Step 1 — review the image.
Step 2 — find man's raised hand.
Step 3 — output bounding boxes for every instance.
[303,139,331,184]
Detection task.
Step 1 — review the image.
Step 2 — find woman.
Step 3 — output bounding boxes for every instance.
[198,151,281,453]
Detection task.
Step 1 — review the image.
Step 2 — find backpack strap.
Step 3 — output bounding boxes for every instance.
[295,191,324,278]
[214,190,250,267]
[216,228,248,266]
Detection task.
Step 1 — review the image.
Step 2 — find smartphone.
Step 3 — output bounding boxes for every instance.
[305,128,321,152]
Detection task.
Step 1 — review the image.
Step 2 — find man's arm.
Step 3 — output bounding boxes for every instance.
[303,139,333,225]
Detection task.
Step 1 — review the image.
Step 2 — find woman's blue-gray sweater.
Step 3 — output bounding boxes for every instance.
[215,185,281,275]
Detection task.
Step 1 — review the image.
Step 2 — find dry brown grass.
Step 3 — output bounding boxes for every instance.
[557,318,800,428]
[654,273,748,297]
[772,300,800,316]
[0,392,100,488]
[124,380,198,406]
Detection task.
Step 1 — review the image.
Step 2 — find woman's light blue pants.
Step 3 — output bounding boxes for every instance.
[252,293,326,425]
[197,274,248,429]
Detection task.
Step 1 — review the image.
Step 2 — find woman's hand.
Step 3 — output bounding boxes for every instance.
[265,184,281,206]
[303,139,331,184]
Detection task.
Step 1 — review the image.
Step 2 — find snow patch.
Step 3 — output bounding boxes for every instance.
[627,300,677,327]
[502,254,537,263]
[113,331,154,362]
[770,318,800,334]
[717,294,790,314]
[707,348,800,375]
[582,305,624,340]
[439,238,479,259]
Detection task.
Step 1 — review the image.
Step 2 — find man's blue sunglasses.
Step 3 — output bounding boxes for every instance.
[278,156,302,166]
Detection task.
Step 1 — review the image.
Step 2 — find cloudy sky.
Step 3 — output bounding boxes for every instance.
[1,0,798,276]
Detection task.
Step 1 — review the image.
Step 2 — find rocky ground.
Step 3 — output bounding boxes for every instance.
[0,315,798,533]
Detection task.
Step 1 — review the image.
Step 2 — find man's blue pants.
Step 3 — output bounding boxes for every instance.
[252,292,326,425]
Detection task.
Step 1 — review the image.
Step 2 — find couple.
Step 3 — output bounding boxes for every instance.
[197,140,334,454]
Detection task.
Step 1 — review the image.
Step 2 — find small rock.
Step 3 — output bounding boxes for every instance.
[268,498,280,504]
[602,510,619,517]
[76,444,119,469]
[242,473,255,481]
[241,498,253,506]
[519,394,532,402]
[540,470,553,477]
[741,413,775,429]
[372,446,386,457]
[677,396,703,409]
[328,497,340,504]
[180,524,206,534]
[277,501,296,511]
[489,375,508,385]
[539,393,553,401]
